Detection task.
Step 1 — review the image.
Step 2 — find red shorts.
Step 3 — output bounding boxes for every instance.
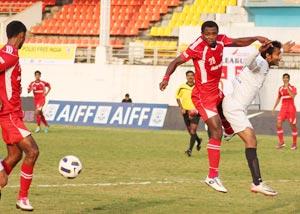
[0,112,31,145]
[34,99,45,111]
[192,89,224,122]
[278,107,297,124]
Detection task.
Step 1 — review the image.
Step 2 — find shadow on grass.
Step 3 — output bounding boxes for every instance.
[92,198,176,213]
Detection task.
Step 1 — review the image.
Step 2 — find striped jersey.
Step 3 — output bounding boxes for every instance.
[180,35,233,98]
[28,80,51,101]
[278,84,296,109]
[0,44,23,116]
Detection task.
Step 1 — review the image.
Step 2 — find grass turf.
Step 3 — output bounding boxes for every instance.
[0,124,299,213]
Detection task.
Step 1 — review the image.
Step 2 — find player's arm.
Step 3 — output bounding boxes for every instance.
[27,83,32,93]
[0,53,19,72]
[45,83,51,96]
[228,36,270,47]
[286,86,296,98]
[159,56,186,91]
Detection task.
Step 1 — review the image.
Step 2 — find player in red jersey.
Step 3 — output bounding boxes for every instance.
[0,21,39,211]
[28,70,51,133]
[272,73,297,150]
[159,21,269,193]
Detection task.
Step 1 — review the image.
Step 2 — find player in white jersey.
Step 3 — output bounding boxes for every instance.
[223,41,294,196]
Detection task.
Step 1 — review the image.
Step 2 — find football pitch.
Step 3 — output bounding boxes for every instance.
[0,124,299,213]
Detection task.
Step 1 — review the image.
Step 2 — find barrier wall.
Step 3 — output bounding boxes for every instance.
[20,63,300,112]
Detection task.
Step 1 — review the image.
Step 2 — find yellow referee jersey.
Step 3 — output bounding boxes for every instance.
[176,83,195,110]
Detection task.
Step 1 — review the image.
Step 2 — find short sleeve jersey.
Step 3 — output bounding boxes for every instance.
[176,83,196,110]
[0,44,23,116]
[180,35,233,97]
[28,80,51,101]
[278,84,296,109]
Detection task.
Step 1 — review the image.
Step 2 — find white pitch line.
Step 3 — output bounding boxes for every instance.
[6,179,300,189]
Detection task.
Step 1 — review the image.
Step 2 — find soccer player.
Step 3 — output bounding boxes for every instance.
[176,70,202,156]
[159,20,270,193]
[28,70,51,133]
[222,41,294,196]
[272,73,297,150]
[0,21,39,211]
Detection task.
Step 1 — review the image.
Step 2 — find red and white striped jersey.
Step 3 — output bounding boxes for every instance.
[28,80,51,101]
[278,84,297,108]
[0,44,23,116]
[180,34,233,97]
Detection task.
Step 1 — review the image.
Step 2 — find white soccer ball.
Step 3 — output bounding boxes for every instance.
[58,155,82,179]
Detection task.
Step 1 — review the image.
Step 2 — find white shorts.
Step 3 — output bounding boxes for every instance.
[222,95,253,133]
[0,160,3,171]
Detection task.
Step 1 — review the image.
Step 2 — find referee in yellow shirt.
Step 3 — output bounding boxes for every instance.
[176,70,202,156]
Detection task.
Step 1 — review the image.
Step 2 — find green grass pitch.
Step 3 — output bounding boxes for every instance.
[0,124,299,213]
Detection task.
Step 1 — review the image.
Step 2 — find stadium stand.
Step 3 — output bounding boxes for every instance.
[0,0,55,13]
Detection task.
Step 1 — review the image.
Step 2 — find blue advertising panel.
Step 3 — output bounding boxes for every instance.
[44,100,168,129]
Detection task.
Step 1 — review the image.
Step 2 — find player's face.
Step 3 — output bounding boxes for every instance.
[186,73,194,83]
[35,73,41,80]
[202,27,218,47]
[267,48,281,66]
[283,76,290,84]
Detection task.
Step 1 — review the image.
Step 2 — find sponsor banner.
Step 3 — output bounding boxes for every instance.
[44,100,168,129]
[18,44,76,64]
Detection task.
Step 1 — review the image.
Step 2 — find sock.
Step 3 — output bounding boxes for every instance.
[277,128,284,144]
[245,148,262,185]
[41,115,49,127]
[19,163,33,199]
[36,115,41,126]
[292,127,298,145]
[189,134,197,151]
[207,138,221,178]
[1,160,13,175]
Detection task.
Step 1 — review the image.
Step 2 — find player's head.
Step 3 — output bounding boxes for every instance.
[260,41,282,66]
[6,20,27,49]
[185,70,195,83]
[201,21,219,48]
[34,70,41,80]
[282,73,290,84]
[125,93,130,98]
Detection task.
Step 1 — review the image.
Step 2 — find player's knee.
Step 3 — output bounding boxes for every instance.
[27,147,39,161]
[210,129,222,140]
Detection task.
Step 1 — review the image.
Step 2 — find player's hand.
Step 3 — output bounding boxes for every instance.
[159,80,168,91]
[282,41,296,53]
[259,42,273,53]
[256,36,271,44]
[181,108,186,115]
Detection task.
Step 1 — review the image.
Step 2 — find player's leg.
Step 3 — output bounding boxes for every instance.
[217,102,234,141]
[276,113,285,148]
[289,114,297,149]
[2,144,23,176]
[16,135,39,211]
[237,128,277,196]
[182,112,193,156]
[189,114,202,151]
[0,163,8,200]
[34,108,42,133]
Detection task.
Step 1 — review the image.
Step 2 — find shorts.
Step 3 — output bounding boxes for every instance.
[222,95,252,133]
[0,113,31,145]
[278,107,297,124]
[34,99,45,111]
[183,111,200,127]
[191,89,223,122]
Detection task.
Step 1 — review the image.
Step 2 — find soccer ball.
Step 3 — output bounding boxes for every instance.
[58,155,82,179]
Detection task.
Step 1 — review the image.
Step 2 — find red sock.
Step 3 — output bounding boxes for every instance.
[36,115,41,126]
[19,163,33,199]
[1,160,13,175]
[277,128,284,144]
[41,115,49,127]
[222,118,234,135]
[292,127,298,145]
[207,138,221,178]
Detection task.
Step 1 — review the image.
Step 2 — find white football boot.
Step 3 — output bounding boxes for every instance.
[205,176,228,193]
[251,182,278,196]
[16,198,34,211]
[34,127,41,133]
[223,132,235,142]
